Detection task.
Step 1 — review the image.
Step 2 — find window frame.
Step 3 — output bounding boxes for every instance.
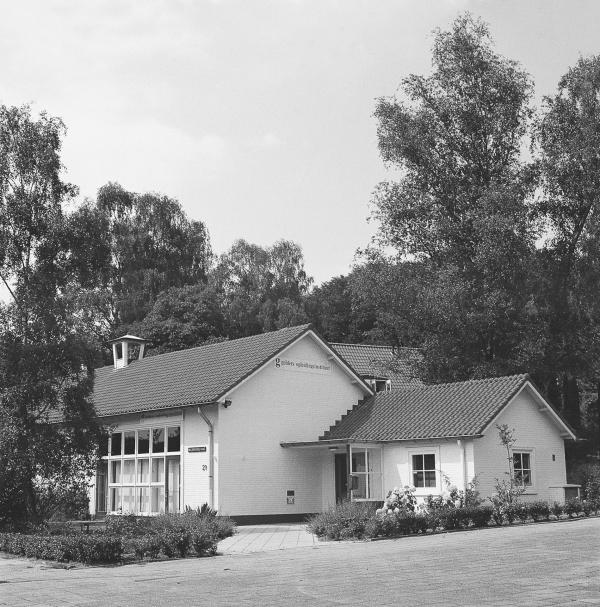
[103,424,182,515]
[512,448,535,489]
[408,446,441,494]
[349,445,383,501]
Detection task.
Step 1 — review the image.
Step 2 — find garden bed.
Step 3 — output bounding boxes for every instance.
[307,497,600,541]
[0,510,236,565]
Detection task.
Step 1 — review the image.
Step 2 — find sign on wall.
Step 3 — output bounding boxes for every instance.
[274,357,332,375]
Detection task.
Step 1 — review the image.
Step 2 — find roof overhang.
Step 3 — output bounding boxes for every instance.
[481,380,577,440]
[281,434,483,448]
[221,328,374,401]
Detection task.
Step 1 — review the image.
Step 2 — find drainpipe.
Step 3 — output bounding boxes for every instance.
[198,406,214,509]
[346,443,352,501]
[457,439,467,493]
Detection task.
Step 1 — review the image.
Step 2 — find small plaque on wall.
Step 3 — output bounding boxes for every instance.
[188,446,207,453]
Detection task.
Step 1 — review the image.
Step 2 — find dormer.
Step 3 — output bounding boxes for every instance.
[108,335,149,369]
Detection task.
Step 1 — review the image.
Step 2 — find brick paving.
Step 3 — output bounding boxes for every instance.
[218,523,316,553]
[0,517,598,606]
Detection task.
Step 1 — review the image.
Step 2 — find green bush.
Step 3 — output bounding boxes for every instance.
[118,511,235,560]
[0,532,123,564]
[105,514,153,537]
[551,502,564,518]
[528,501,551,521]
[515,503,531,523]
[563,498,582,518]
[0,509,236,564]
[307,501,377,540]
[464,505,493,528]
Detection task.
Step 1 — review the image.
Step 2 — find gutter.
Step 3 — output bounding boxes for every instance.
[198,406,215,509]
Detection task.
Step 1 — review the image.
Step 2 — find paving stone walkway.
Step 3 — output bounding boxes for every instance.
[0,517,598,606]
[218,523,316,553]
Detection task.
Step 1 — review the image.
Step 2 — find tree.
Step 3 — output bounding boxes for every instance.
[67,183,212,343]
[211,239,311,338]
[368,14,540,381]
[0,105,101,527]
[306,276,357,342]
[372,13,533,266]
[129,284,225,355]
[533,55,600,402]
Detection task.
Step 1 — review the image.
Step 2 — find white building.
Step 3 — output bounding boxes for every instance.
[91,324,577,522]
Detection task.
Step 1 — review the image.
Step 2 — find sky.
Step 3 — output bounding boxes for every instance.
[1,0,600,285]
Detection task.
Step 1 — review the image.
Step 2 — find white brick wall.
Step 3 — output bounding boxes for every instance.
[381,439,475,501]
[216,333,367,517]
[473,386,568,502]
[181,404,218,510]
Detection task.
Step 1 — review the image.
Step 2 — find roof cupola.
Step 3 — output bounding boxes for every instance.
[108,335,149,369]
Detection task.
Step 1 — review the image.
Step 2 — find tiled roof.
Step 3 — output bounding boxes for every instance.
[330,343,422,388]
[320,374,529,441]
[93,324,312,417]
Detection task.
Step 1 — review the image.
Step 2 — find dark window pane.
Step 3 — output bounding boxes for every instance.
[124,431,135,455]
[138,429,150,454]
[425,471,436,487]
[152,428,165,453]
[412,454,423,470]
[167,427,180,452]
[111,432,122,456]
[99,436,108,457]
[513,453,521,468]
[522,453,530,469]
[96,461,108,512]
[424,454,436,470]
[413,471,424,487]
[522,471,531,486]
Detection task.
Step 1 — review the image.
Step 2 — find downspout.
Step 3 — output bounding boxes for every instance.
[457,439,467,493]
[346,443,352,501]
[198,406,215,509]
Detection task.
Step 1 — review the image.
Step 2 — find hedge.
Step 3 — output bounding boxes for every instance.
[0,510,236,565]
[308,497,600,541]
[0,532,123,564]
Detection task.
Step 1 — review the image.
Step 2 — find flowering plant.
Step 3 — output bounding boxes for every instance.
[376,486,417,516]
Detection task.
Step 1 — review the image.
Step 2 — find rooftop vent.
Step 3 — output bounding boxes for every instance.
[108,335,149,369]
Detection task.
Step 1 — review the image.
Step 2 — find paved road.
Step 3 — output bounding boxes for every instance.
[0,517,598,606]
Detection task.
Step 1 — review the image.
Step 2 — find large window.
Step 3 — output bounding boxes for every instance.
[350,447,382,500]
[99,425,181,515]
[513,452,532,487]
[411,453,437,488]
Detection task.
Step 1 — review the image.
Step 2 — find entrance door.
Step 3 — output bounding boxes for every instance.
[334,453,348,503]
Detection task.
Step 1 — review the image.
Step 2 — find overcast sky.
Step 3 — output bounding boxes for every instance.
[1,0,600,285]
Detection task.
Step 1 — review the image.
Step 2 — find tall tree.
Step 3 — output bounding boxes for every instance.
[369,14,540,381]
[128,284,225,355]
[211,239,311,338]
[0,105,101,527]
[372,13,533,266]
[533,55,600,404]
[68,182,212,342]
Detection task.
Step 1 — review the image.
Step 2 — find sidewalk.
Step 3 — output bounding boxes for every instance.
[0,517,598,606]
[218,523,316,553]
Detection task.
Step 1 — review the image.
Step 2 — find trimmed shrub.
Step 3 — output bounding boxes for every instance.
[111,510,236,560]
[551,502,564,519]
[307,501,377,540]
[528,501,550,521]
[105,514,153,537]
[0,532,123,564]
[563,498,582,518]
[464,505,493,528]
[515,503,531,523]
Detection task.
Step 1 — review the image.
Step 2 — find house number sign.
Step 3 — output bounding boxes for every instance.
[188,446,207,453]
